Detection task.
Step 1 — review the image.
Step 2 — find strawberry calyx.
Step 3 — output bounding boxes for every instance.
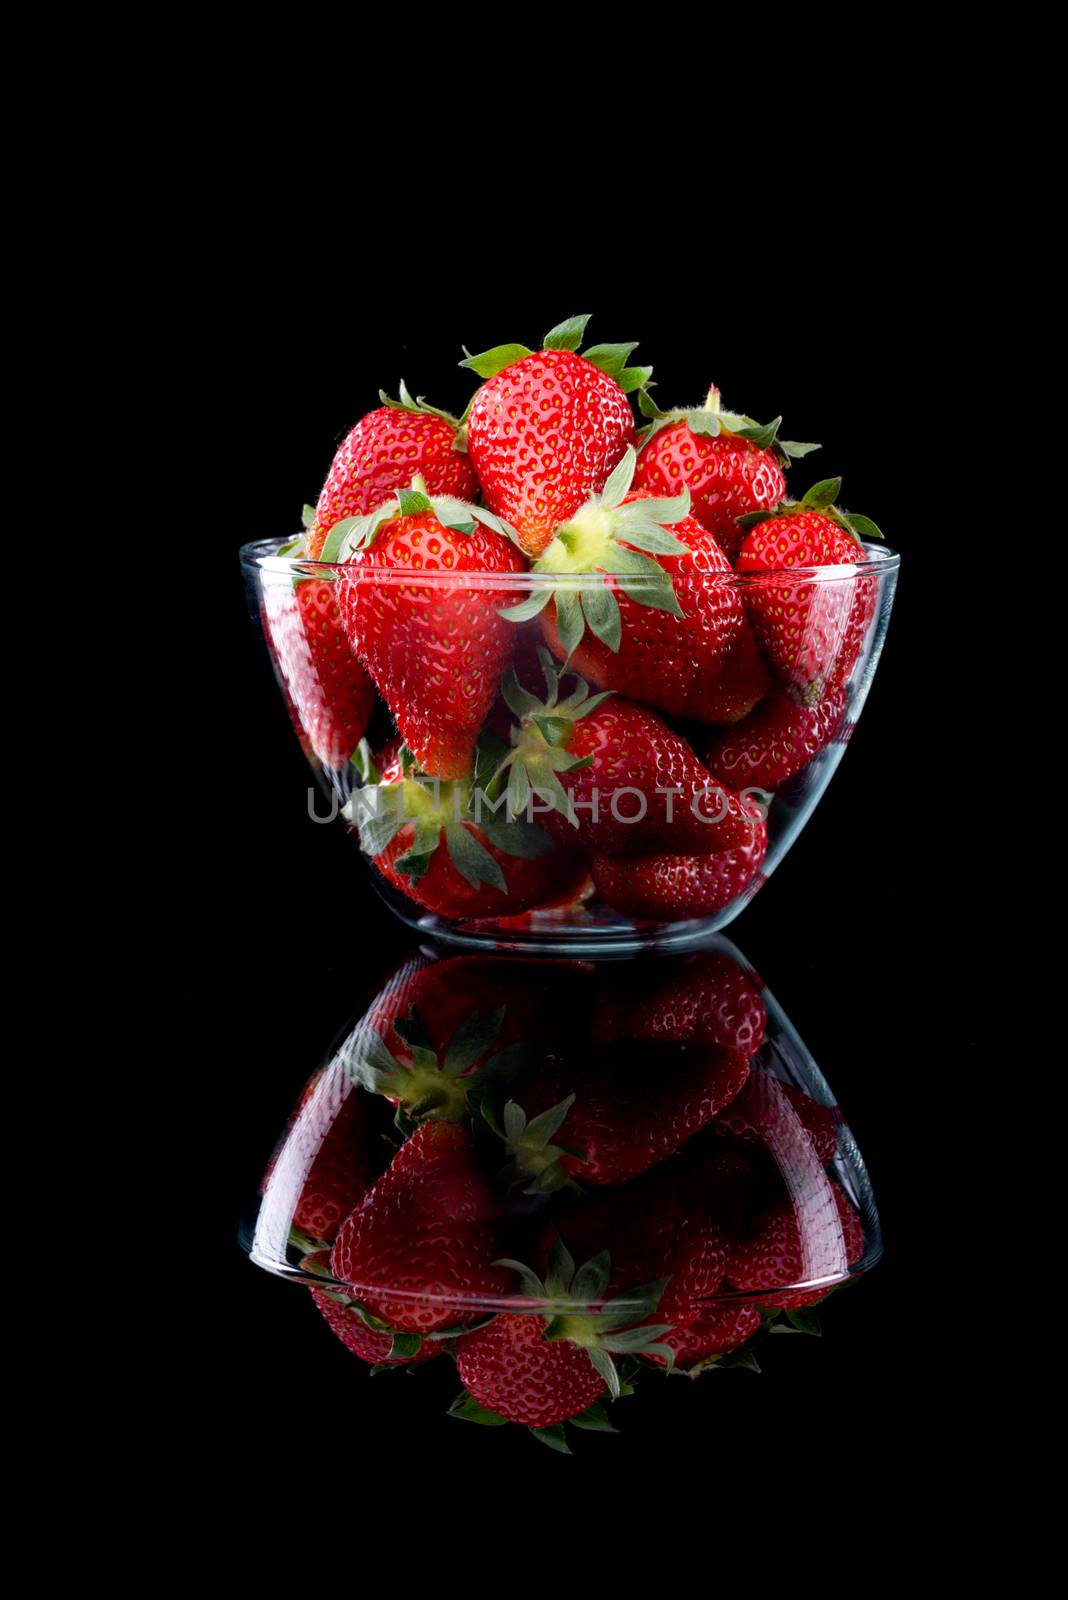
[637,383,820,469]
[736,476,885,547]
[490,652,611,827]
[459,313,653,395]
[344,738,556,890]
[342,1004,534,1126]
[377,378,471,450]
[500,448,690,653]
[492,1241,676,1397]
[317,477,523,563]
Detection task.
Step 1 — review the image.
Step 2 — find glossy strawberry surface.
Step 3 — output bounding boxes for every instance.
[262,578,376,768]
[455,1313,606,1427]
[311,1288,443,1366]
[634,420,785,558]
[590,816,768,922]
[466,350,635,557]
[704,683,850,793]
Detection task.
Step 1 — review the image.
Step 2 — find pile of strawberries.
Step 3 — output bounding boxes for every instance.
[268,951,867,1452]
[265,316,883,925]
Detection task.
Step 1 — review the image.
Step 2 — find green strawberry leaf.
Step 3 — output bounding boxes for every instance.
[600,447,638,509]
[637,390,673,421]
[498,588,553,624]
[448,1392,509,1426]
[582,342,639,382]
[735,416,782,451]
[617,364,654,394]
[278,535,307,558]
[581,581,622,653]
[543,313,592,352]
[779,439,821,460]
[528,1425,572,1454]
[317,516,364,563]
[395,487,433,517]
[301,504,317,529]
[841,511,884,542]
[687,409,723,438]
[587,1346,621,1401]
[785,1307,823,1336]
[801,477,843,511]
[389,1333,423,1360]
[459,343,532,379]
[554,587,585,656]
[569,1401,619,1434]
[570,1250,612,1305]
[479,816,556,858]
[443,1008,505,1077]
[444,824,507,893]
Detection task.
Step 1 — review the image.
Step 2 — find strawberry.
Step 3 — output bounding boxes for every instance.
[343,1003,532,1127]
[735,477,882,704]
[699,618,772,724]
[533,1155,749,1328]
[454,1243,671,1431]
[462,314,646,558]
[287,1083,376,1243]
[590,815,768,923]
[262,554,377,769]
[592,949,767,1061]
[305,387,478,559]
[643,1303,763,1372]
[727,1180,865,1310]
[331,1121,512,1333]
[345,737,586,920]
[330,482,524,780]
[311,1286,444,1367]
[714,1076,841,1166]
[493,653,759,858]
[513,449,745,721]
[704,682,849,792]
[497,1041,751,1190]
[633,383,817,558]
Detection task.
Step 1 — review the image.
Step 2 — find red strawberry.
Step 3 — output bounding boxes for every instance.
[262,572,376,769]
[345,737,587,920]
[331,1121,512,1333]
[644,1303,763,1371]
[714,1076,841,1166]
[261,1073,376,1245]
[534,1157,744,1328]
[311,1287,443,1367]
[494,654,758,858]
[454,1244,671,1430]
[704,683,849,793]
[592,949,767,1060]
[501,1042,751,1189]
[305,390,478,559]
[462,315,645,558]
[525,453,745,721]
[735,477,881,704]
[333,483,525,779]
[699,618,772,725]
[590,815,768,923]
[633,383,815,558]
[727,1180,865,1310]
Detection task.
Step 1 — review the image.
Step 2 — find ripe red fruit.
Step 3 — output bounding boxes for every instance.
[699,619,772,725]
[714,1076,841,1166]
[704,683,849,793]
[590,816,768,923]
[311,1287,444,1367]
[335,485,525,779]
[727,1180,865,1310]
[633,384,810,558]
[455,1313,607,1428]
[262,576,376,769]
[305,394,478,559]
[534,1159,742,1328]
[592,949,767,1060]
[495,655,758,859]
[331,1122,513,1333]
[286,1085,376,1244]
[462,316,645,558]
[530,467,745,721]
[735,478,880,704]
[504,1042,751,1189]
[346,737,587,920]
[644,1303,763,1371]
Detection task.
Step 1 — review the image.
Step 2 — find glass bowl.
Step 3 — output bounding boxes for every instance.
[241,937,880,1441]
[242,538,898,954]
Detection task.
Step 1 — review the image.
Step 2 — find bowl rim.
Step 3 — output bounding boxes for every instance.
[240,535,900,588]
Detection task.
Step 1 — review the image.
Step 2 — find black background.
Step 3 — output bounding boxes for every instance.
[189,245,978,1491]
